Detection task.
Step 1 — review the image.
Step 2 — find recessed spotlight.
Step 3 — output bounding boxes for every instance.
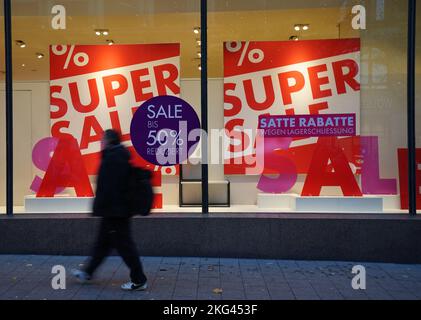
[289,35,299,41]
[294,25,301,31]
[197,52,202,58]
[303,24,309,31]
[16,40,26,48]
[95,29,109,36]
[196,39,201,46]
[198,64,202,71]
[193,27,200,34]
[36,53,44,59]
[21,63,26,67]
[106,39,114,46]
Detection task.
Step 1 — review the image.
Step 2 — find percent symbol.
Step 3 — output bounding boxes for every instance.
[170,130,184,146]
[156,129,184,146]
[226,41,264,66]
[52,45,89,70]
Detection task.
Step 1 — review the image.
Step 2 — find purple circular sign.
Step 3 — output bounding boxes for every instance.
[130,95,200,166]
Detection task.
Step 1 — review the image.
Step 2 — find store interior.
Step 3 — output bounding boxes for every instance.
[0,0,420,214]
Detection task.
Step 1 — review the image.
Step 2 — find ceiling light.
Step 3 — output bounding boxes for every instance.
[16,40,26,48]
[36,53,44,59]
[106,39,114,46]
[289,35,299,41]
[21,63,26,67]
[303,24,309,31]
[197,52,202,58]
[198,64,202,71]
[294,25,301,31]
[95,29,109,36]
[196,39,201,46]
[193,27,200,34]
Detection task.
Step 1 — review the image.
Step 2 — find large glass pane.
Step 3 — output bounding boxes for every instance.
[0,5,5,214]
[416,2,421,213]
[11,0,200,213]
[208,0,408,214]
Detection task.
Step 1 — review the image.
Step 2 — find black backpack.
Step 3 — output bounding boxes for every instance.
[128,166,154,216]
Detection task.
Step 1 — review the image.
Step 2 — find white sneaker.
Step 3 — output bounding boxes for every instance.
[121,281,148,291]
[71,269,91,284]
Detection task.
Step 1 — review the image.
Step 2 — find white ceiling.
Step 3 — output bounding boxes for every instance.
[8,0,357,16]
[0,2,360,79]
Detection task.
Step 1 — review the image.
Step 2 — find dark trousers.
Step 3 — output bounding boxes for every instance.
[84,218,147,285]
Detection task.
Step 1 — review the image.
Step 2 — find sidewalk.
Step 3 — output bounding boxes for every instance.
[0,255,420,300]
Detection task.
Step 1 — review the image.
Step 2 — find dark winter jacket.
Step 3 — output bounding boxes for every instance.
[93,144,131,218]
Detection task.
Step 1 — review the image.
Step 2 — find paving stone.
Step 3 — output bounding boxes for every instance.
[200,258,220,266]
[161,257,182,265]
[315,289,344,300]
[387,290,420,300]
[0,255,420,300]
[291,287,320,300]
[268,290,296,300]
[219,259,239,266]
[222,290,246,300]
[245,292,270,300]
[337,289,369,300]
[173,289,197,299]
[122,292,151,300]
[220,282,244,291]
[365,290,394,300]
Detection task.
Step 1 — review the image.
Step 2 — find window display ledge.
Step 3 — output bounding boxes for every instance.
[1,212,420,264]
[24,195,93,213]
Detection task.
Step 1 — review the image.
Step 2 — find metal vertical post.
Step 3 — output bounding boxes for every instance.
[200,0,209,214]
[4,0,13,217]
[408,0,417,216]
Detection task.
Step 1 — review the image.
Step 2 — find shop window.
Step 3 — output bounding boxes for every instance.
[11,0,199,213]
[208,0,408,213]
[0,4,5,214]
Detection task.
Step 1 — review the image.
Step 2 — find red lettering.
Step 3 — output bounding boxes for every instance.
[152,193,163,209]
[308,64,332,99]
[102,74,128,108]
[50,85,68,119]
[302,137,362,196]
[51,121,73,139]
[397,148,421,209]
[154,63,180,95]
[37,137,94,197]
[80,116,104,150]
[278,71,305,105]
[109,111,131,142]
[332,59,360,94]
[309,101,329,114]
[243,76,275,111]
[69,79,100,113]
[225,119,250,153]
[224,83,242,117]
[131,68,153,103]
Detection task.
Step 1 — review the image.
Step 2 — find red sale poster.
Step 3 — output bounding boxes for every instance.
[50,43,180,176]
[224,39,361,175]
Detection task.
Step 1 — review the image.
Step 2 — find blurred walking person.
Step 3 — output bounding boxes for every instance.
[72,129,148,291]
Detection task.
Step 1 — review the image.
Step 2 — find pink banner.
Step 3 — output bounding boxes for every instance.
[258,114,356,138]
